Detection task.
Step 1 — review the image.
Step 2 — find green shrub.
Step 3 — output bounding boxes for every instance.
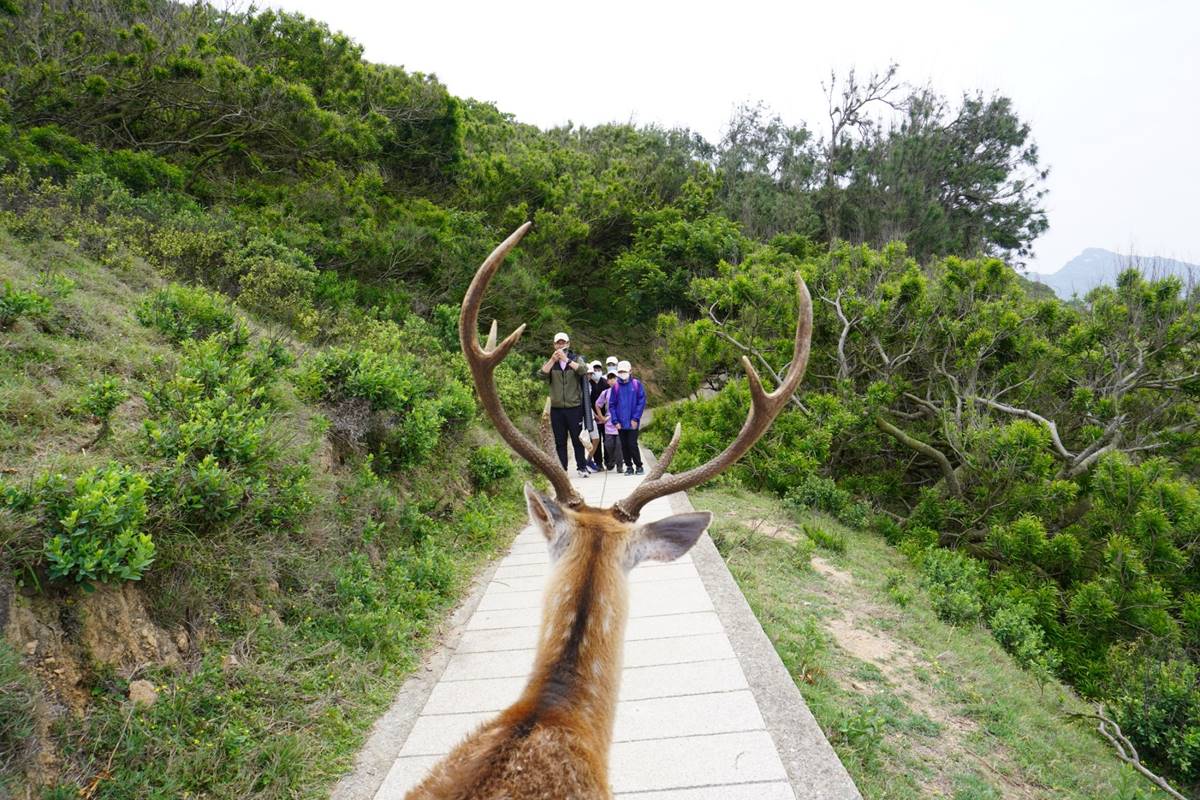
[792,533,816,570]
[1106,644,1200,781]
[234,246,319,337]
[136,283,240,343]
[330,541,456,655]
[469,445,514,489]
[158,453,243,525]
[883,568,913,607]
[988,600,1061,682]
[801,522,846,553]
[76,376,127,422]
[830,700,887,766]
[919,547,985,625]
[296,346,446,468]
[437,380,476,428]
[871,514,904,545]
[379,399,443,468]
[296,347,423,410]
[143,332,309,532]
[785,474,870,528]
[144,371,270,472]
[37,464,155,586]
[0,281,51,328]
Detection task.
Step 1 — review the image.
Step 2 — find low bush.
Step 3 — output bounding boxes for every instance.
[136,283,240,343]
[296,346,447,469]
[988,600,1061,683]
[0,281,51,328]
[919,547,985,625]
[233,241,320,337]
[883,568,913,607]
[330,541,457,656]
[143,333,310,533]
[469,445,514,490]
[35,463,155,586]
[785,474,870,528]
[1106,644,1200,782]
[802,522,847,553]
[75,376,127,422]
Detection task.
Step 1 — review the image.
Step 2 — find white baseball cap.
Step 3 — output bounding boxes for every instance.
[617,360,632,373]
[553,332,569,343]
[588,360,603,370]
[605,355,618,365]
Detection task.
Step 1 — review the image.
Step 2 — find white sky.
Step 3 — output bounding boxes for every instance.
[264,0,1200,274]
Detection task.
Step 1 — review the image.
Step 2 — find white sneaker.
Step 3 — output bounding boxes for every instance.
[577,469,589,478]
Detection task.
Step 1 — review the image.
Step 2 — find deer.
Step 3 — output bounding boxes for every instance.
[404,222,812,800]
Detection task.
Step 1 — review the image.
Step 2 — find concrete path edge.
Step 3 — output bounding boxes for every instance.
[329,556,502,800]
[666,487,862,799]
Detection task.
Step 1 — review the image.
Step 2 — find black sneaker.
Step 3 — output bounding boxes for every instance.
[635,466,645,475]
[625,467,634,475]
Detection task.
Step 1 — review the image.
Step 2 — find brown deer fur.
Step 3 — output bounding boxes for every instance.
[405,486,711,800]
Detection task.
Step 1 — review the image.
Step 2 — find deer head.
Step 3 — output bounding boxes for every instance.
[413,223,812,799]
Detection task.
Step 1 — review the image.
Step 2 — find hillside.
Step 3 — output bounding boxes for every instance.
[689,484,1174,799]
[1031,247,1199,298]
[0,227,537,797]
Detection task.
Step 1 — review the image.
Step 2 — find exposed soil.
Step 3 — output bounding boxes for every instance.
[745,517,800,543]
[4,581,193,791]
[807,555,1038,798]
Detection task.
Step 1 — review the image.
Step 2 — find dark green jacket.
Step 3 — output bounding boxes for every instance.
[543,355,588,409]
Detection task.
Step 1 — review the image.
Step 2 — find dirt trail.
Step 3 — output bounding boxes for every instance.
[803,553,1039,799]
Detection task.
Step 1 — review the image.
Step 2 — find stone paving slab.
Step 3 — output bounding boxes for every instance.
[332,449,860,800]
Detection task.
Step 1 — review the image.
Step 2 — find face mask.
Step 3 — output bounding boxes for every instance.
[617,372,629,381]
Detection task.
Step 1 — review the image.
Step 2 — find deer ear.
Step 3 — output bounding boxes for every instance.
[524,483,565,542]
[626,512,712,569]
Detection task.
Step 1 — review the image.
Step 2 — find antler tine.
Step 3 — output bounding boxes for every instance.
[643,422,682,482]
[460,223,583,507]
[613,272,812,522]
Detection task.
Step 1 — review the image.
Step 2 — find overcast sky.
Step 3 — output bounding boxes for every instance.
[264,0,1199,274]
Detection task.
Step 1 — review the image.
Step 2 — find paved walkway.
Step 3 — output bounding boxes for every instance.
[337,453,860,800]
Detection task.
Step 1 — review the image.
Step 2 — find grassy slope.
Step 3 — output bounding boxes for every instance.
[689,484,1171,800]
[0,231,529,799]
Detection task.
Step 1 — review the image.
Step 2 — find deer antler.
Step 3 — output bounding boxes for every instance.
[460,223,584,508]
[613,272,812,521]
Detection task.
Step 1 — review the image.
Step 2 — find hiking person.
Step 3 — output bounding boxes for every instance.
[539,332,590,477]
[610,360,645,475]
[593,369,624,471]
[585,361,607,471]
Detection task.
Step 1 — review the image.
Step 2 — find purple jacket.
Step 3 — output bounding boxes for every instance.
[609,377,645,428]
[595,388,620,435]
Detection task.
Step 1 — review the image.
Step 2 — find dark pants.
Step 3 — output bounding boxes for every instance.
[550,406,586,471]
[603,432,623,469]
[619,427,643,469]
[591,429,604,466]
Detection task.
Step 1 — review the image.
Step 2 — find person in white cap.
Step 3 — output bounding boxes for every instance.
[585,360,607,470]
[609,359,646,474]
[539,332,590,477]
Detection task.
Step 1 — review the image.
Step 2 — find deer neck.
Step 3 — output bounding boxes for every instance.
[520,534,628,742]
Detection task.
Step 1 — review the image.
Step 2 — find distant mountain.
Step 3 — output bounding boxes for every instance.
[1030,248,1199,299]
